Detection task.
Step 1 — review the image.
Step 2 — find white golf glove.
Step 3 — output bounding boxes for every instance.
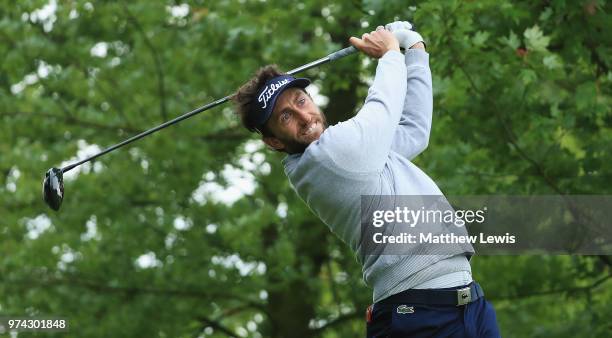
[385,21,425,49]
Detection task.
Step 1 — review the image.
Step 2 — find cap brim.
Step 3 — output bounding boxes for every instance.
[269,78,311,107]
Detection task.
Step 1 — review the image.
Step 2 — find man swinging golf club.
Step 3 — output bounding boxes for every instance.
[233,21,501,337]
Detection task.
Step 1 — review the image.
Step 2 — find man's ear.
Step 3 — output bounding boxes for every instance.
[263,136,284,151]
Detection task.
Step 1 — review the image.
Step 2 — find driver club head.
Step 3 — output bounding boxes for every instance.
[43,167,64,211]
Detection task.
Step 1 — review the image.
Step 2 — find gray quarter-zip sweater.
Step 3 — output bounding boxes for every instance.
[283,49,473,302]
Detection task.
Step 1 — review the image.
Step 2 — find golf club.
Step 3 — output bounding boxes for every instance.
[43,45,358,211]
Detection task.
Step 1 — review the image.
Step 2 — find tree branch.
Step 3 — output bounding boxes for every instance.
[455,61,565,194]
[487,273,612,301]
[2,274,267,313]
[196,316,239,338]
[351,0,372,16]
[1,111,245,143]
[0,111,141,134]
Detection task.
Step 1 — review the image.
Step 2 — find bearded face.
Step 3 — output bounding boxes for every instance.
[263,88,328,154]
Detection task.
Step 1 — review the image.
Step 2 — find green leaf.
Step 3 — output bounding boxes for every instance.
[555,128,586,159]
[501,30,520,49]
[520,69,537,85]
[543,54,562,69]
[539,7,553,21]
[472,30,490,47]
[524,25,550,52]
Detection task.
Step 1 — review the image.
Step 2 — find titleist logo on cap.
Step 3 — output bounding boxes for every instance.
[258,78,290,109]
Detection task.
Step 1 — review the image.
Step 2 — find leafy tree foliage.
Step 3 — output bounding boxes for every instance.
[0,1,609,337]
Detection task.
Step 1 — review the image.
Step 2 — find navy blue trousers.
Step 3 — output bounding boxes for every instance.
[366,292,501,337]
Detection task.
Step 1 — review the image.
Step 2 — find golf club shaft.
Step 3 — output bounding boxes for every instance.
[61,46,358,173]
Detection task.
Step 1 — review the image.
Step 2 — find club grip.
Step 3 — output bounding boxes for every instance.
[328,46,358,61]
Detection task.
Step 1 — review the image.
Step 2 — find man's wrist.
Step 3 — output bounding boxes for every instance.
[383,49,402,58]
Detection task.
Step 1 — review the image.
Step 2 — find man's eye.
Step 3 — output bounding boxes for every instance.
[280,112,290,123]
[298,98,305,106]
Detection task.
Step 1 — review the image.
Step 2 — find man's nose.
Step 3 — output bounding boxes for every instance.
[294,109,311,125]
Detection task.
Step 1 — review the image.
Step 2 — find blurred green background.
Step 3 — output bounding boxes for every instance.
[1,0,610,337]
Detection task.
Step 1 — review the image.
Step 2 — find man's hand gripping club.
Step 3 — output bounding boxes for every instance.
[349,26,400,58]
[349,22,425,58]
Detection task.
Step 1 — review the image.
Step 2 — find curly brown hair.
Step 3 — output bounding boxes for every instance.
[232,65,285,136]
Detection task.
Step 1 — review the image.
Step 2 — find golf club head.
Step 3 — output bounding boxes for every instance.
[43,167,64,211]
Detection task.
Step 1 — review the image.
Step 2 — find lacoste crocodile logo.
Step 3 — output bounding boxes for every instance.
[396,305,415,314]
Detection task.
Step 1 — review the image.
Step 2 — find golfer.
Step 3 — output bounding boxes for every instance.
[233,21,500,337]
